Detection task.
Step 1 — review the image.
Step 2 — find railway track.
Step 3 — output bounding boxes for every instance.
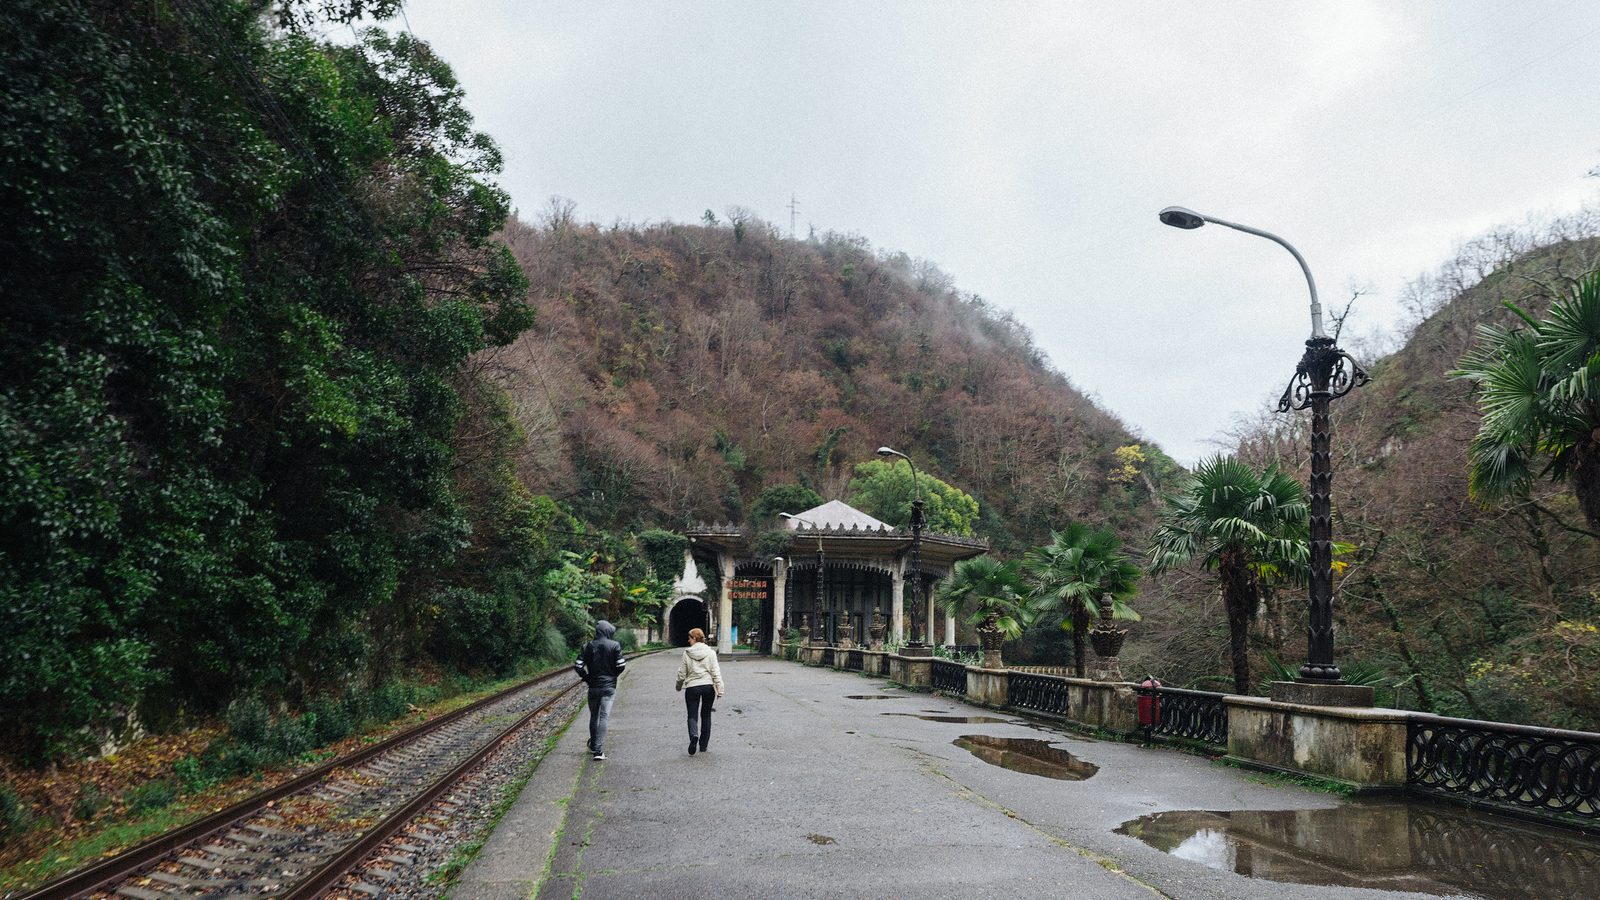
[20,669,587,900]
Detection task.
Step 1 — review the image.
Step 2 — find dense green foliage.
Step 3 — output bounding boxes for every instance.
[848,459,979,535]
[0,0,571,762]
[635,529,690,581]
[935,556,1032,639]
[747,484,825,525]
[1023,521,1142,677]
[1147,456,1309,694]
[1453,271,1600,528]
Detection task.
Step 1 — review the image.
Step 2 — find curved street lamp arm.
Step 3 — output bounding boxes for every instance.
[876,446,921,503]
[1194,213,1326,339]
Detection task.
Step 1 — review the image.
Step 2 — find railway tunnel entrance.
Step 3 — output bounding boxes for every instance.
[667,596,708,647]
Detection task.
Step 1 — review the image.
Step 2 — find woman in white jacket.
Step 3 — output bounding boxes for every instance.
[674,628,724,755]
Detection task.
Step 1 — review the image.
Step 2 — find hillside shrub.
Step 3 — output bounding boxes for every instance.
[0,786,29,843]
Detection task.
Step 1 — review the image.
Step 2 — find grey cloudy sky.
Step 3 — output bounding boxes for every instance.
[365,1,1600,465]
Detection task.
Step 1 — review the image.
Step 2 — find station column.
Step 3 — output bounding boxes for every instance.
[771,557,787,655]
[717,551,734,655]
[891,561,905,643]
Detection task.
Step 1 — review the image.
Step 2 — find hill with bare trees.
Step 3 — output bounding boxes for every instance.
[486,202,1181,551]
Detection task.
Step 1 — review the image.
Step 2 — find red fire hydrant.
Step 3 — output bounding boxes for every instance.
[1138,676,1162,728]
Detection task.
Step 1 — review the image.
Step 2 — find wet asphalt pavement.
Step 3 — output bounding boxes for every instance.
[450,652,1483,900]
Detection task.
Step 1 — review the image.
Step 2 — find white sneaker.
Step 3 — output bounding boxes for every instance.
[593,752,606,760]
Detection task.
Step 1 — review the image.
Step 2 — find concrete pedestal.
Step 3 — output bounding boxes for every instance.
[967,666,1008,708]
[1269,680,1375,707]
[1226,695,1408,788]
[1090,658,1123,682]
[888,653,932,689]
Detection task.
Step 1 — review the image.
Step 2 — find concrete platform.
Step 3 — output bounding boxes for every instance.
[451,653,1459,900]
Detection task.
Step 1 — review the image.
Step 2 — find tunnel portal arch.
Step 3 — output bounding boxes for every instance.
[668,596,708,647]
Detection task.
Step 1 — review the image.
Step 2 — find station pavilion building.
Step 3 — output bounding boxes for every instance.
[682,499,989,654]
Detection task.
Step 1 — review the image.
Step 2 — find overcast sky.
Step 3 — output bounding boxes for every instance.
[360,1,1600,465]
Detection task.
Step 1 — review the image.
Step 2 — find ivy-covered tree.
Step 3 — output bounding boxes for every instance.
[636,529,689,582]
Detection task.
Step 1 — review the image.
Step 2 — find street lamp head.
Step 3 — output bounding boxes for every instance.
[1159,206,1206,230]
[877,446,904,458]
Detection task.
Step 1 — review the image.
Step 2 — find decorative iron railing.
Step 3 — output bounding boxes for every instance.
[820,648,835,667]
[1138,684,1229,747]
[1008,672,1071,718]
[931,659,967,695]
[1407,714,1600,819]
[846,649,865,671]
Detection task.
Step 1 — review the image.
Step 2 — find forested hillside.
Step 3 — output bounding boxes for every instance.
[9,0,1597,791]
[1130,211,1600,730]
[0,0,1175,772]
[485,204,1180,549]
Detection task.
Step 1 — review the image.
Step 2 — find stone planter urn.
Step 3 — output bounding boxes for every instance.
[836,613,855,650]
[868,612,887,651]
[1089,626,1126,658]
[799,614,812,648]
[975,612,1006,670]
[1088,594,1126,681]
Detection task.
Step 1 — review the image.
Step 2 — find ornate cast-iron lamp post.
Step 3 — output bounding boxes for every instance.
[877,446,927,646]
[1160,207,1371,702]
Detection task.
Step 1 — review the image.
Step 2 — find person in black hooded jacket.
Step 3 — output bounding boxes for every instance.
[574,620,627,759]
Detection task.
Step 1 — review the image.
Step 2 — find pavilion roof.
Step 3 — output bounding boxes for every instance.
[686,498,988,571]
[783,499,890,531]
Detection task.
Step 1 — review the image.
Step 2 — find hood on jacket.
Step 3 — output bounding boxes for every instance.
[594,620,616,640]
[685,642,716,660]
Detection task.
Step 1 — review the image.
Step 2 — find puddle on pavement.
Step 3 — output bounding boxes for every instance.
[952,735,1098,781]
[882,712,1015,724]
[1115,796,1600,900]
[844,694,903,700]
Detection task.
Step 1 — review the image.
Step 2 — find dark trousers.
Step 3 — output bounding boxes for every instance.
[587,688,614,752]
[685,684,715,747]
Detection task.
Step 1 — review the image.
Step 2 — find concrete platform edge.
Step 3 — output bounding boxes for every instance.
[446,702,588,900]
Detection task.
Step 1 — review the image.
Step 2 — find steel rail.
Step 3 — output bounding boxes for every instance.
[279,678,585,900]
[18,669,579,900]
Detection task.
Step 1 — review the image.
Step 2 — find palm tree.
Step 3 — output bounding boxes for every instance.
[1022,521,1142,678]
[1147,455,1309,695]
[935,556,1033,667]
[1452,270,1600,530]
